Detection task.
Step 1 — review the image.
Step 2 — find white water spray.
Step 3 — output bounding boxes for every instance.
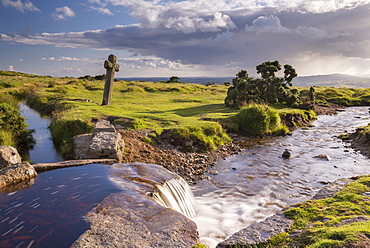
[152,176,197,219]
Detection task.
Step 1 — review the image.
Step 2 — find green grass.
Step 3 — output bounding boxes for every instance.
[304,87,370,106]
[5,71,369,158]
[268,175,370,248]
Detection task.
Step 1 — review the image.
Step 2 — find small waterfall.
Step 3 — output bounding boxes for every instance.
[152,175,197,219]
[109,163,197,219]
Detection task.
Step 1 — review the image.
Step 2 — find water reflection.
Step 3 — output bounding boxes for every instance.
[193,107,370,247]
[0,164,121,248]
[19,102,63,163]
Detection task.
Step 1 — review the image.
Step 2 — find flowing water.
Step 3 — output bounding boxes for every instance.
[192,107,370,247]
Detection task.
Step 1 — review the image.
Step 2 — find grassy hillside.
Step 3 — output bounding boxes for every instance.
[2,71,370,158]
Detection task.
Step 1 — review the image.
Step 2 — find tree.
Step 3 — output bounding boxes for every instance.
[166,76,181,83]
[225,60,299,108]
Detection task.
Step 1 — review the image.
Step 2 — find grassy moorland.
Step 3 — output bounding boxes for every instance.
[1,70,370,158]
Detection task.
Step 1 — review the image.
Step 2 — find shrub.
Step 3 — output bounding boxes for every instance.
[231,104,289,136]
[0,130,16,147]
[0,102,35,149]
[172,122,231,151]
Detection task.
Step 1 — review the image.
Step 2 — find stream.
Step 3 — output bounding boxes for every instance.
[18,103,63,164]
[193,107,370,247]
[1,105,370,247]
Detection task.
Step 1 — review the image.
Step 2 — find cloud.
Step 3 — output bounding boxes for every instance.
[2,1,370,76]
[2,0,40,13]
[294,26,329,39]
[326,40,370,58]
[164,12,236,34]
[88,6,114,16]
[280,0,370,13]
[8,65,15,71]
[51,6,75,21]
[41,56,89,61]
[245,15,291,34]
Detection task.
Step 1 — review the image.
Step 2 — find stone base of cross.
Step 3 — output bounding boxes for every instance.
[102,54,120,105]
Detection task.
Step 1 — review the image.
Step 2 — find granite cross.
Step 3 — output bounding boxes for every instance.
[102,54,120,105]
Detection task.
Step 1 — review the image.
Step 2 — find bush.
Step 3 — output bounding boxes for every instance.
[0,102,35,149]
[231,104,289,136]
[172,122,231,151]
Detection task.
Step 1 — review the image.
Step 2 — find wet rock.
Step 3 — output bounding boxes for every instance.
[282,149,291,159]
[72,164,200,248]
[312,178,356,200]
[313,154,331,161]
[0,145,22,167]
[209,170,219,175]
[0,163,37,189]
[217,212,293,248]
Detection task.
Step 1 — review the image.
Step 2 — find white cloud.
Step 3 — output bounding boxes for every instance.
[280,0,370,13]
[245,15,291,34]
[41,56,89,61]
[51,6,75,21]
[165,12,236,33]
[1,0,40,13]
[89,6,114,16]
[8,65,15,71]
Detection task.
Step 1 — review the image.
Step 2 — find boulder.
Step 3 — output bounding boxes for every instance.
[89,132,124,160]
[74,132,124,162]
[217,212,293,248]
[0,145,22,167]
[73,133,94,159]
[282,149,291,159]
[0,163,37,189]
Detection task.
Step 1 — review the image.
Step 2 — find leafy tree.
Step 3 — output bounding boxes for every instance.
[166,76,181,83]
[225,60,299,108]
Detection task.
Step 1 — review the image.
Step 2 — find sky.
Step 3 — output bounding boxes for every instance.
[1,0,370,78]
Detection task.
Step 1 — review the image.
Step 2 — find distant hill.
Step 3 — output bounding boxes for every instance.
[119,74,370,88]
[119,77,233,85]
[293,74,370,88]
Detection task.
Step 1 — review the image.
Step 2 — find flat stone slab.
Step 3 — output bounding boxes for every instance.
[94,120,116,133]
[32,159,117,172]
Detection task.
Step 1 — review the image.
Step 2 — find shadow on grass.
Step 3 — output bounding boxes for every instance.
[173,104,234,117]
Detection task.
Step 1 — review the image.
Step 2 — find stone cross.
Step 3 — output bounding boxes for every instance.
[102,54,120,105]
